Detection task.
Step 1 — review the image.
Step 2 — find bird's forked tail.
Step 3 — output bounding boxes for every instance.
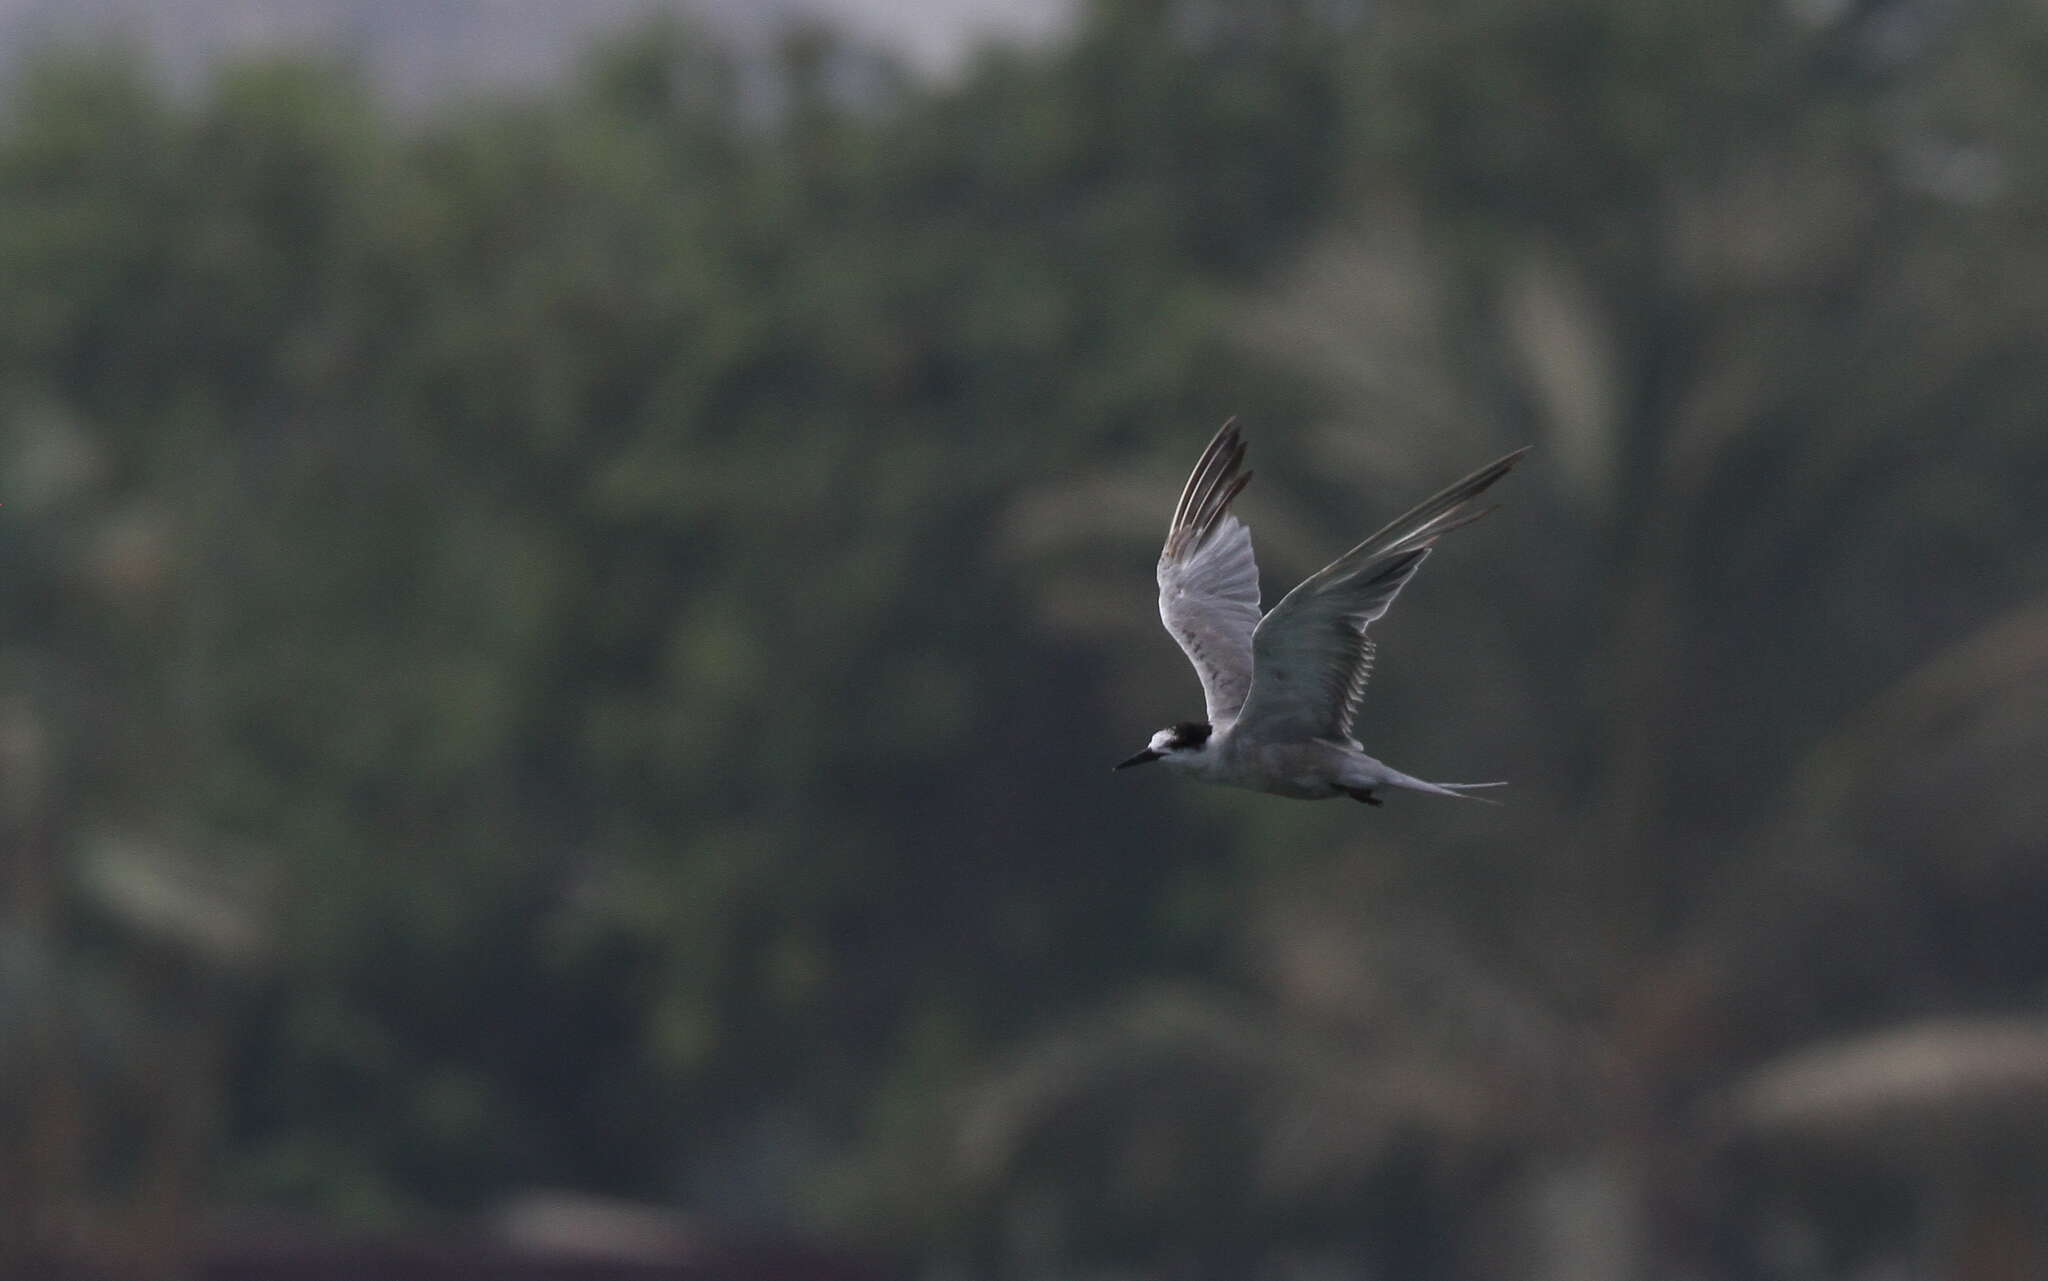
[1370,764,1507,804]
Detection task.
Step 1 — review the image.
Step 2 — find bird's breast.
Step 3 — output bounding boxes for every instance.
[1205,736,1348,799]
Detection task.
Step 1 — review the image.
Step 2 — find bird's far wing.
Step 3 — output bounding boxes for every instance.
[1157,419,1264,724]
[1234,447,1528,742]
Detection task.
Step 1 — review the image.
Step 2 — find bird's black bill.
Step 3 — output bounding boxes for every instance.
[1114,749,1162,770]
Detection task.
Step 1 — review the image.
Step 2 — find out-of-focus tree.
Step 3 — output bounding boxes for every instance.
[967,0,2048,1277]
[0,3,1351,1257]
[6,0,2048,1276]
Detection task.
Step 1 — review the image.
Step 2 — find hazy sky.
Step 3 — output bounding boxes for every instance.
[0,0,1077,94]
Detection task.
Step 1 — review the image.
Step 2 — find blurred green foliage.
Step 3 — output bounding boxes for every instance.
[0,0,1337,1237]
[6,0,2048,1277]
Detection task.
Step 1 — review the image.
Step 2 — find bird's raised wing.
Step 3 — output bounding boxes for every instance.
[1233,447,1528,743]
[1156,419,1264,724]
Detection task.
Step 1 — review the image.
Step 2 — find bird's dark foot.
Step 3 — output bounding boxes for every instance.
[1345,787,1382,806]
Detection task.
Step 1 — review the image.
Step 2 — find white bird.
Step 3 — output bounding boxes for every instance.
[1114,419,1527,804]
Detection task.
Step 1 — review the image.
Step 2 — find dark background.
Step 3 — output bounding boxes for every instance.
[6,1,2048,1277]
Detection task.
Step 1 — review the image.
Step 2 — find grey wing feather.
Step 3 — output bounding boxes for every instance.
[1234,446,1528,742]
[1156,419,1264,724]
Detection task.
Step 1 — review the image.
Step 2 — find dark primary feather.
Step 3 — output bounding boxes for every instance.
[1166,417,1253,556]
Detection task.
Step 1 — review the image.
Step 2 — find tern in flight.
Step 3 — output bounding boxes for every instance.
[1114,420,1526,804]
